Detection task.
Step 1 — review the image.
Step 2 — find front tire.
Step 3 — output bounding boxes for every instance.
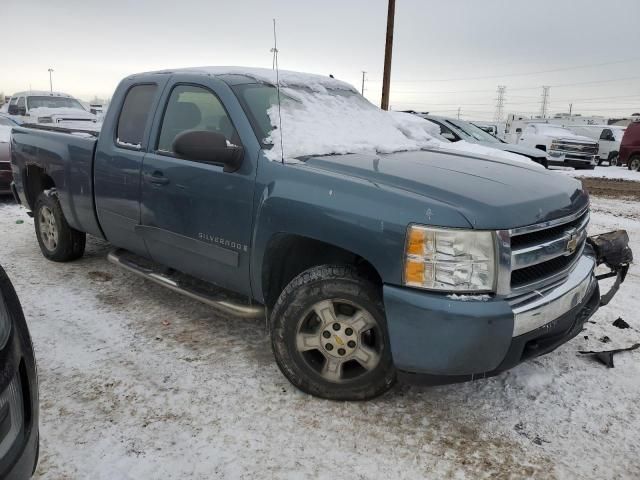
[34,190,86,262]
[270,265,396,400]
[629,155,640,171]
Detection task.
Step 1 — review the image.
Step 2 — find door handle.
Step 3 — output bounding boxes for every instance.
[145,171,170,185]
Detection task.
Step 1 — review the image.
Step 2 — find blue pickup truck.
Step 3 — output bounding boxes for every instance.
[9,67,632,400]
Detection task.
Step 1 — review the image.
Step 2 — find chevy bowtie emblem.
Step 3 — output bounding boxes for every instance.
[334,335,345,346]
[566,231,578,254]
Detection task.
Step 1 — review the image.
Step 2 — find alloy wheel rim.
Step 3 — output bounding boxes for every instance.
[295,299,382,383]
[632,158,640,171]
[39,206,58,251]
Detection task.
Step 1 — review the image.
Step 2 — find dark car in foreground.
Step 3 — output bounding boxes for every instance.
[9,67,632,400]
[0,265,39,479]
[0,115,19,195]
[420,114,551,168]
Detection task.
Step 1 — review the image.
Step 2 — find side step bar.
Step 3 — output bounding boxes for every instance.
[107,248,265,319]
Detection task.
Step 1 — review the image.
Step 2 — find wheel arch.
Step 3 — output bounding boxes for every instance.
[23,165,55,210]
[260,233,383,310]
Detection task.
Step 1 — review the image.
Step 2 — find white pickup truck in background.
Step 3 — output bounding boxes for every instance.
[517,123,599,169]
[3,90,97,126]
[567,125,626,166]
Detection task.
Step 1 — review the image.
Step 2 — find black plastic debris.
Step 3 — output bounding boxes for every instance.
[613,318,630,329]
[600,336,611,343]
[579,343,640,368]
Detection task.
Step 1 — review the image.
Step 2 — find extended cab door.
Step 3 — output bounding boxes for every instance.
[138,76,259,296]
[94,76,171,257]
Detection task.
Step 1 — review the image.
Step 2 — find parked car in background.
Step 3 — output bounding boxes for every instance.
[517,123,599,169]
[6,91,97,126]
[620,121,640,170]
[421,115,550,167]
[0,115,19,195]
[9,67,632,401]
[0,265,39,479]
[567,125,626,166]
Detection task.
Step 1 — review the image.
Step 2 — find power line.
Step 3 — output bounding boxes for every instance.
[370,58,640,83]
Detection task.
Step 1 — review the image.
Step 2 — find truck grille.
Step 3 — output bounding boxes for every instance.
[553,141,598,156]
[509,208,589,292]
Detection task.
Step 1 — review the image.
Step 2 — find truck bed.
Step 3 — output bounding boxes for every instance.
[11,125,103,238]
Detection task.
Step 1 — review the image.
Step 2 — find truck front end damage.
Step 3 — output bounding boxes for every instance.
[385,206,633,385]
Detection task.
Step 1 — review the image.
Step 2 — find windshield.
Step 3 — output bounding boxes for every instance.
[232,83,440,159]
[27,96,85,111]
[447,119,501,143]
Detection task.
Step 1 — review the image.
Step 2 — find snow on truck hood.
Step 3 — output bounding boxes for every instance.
[148,66,540,168]
[28,107,95,119]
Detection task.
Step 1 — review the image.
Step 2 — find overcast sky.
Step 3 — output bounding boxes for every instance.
[2,0,639,120]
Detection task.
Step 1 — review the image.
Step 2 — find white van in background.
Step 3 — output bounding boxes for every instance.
[566,125,626,165]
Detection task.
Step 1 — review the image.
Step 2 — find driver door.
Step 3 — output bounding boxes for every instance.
[139,80,257,295]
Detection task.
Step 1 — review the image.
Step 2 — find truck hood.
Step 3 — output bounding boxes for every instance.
[304,149,588,230]
[28,107,96,123]
[476,141,547,159]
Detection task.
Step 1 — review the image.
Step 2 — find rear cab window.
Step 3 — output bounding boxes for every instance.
[116,84,158,149]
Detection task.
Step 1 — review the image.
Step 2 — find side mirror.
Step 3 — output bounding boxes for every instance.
[441,132,457,142]
[172,130,243,173]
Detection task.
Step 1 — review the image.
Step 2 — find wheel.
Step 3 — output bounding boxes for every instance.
[629,155,640,171]
[609,152,619,167]
[270,265,396,400]
[34,190,86,262]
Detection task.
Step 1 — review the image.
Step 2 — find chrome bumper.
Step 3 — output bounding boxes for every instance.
[512,253,596,337]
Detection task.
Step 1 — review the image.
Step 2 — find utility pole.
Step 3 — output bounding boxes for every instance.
[48,68,54,93]
[380,0,395,110]
[494,85,506,122]
[361,71,367,96]
[457,107,461,119]
[569,103,573,117]
[540,86,550,118]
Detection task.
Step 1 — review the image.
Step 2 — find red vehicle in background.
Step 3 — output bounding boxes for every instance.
[620,121,640,171]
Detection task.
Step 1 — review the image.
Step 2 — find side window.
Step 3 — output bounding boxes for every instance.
[157,84,239,153]
[433,121,458,142]
[9,97,17,106]
[16,97,25,108]
[116,84,158,147]
[599,129,612,140]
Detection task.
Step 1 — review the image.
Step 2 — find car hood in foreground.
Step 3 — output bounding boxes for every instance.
[303,149,588,230]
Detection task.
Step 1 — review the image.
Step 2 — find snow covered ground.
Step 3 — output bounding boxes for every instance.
[557,165,640,182]
[0,195,638,479]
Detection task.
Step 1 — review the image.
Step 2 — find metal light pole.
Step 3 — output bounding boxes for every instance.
[380,0,395,110]
[48,68,54,93]
[361,71,367,96]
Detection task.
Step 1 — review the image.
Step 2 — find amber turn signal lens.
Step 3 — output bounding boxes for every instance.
[406,228,426,256]
[404,259,425,285]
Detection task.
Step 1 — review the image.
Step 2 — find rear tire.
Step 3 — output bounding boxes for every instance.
[34,190,86,262]
[270,265,396,400]
[629,155,640,171]
[608,152,619,167]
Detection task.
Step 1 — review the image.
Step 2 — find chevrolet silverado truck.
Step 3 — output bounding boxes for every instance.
[517,123,599,169]
[9,67,633,400]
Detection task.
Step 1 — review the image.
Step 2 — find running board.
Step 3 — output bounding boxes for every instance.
[107,248,264,319]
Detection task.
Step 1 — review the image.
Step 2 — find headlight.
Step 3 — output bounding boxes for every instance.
[0,290,12,349]
[403,225,496,292]
[38,116,53,124]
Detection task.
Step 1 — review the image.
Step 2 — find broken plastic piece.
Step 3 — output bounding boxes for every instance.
[579,343,640,368]
[612,318,630,329]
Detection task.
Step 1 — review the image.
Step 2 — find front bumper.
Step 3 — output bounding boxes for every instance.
[384,233,630,385]
[547,150,598,168]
